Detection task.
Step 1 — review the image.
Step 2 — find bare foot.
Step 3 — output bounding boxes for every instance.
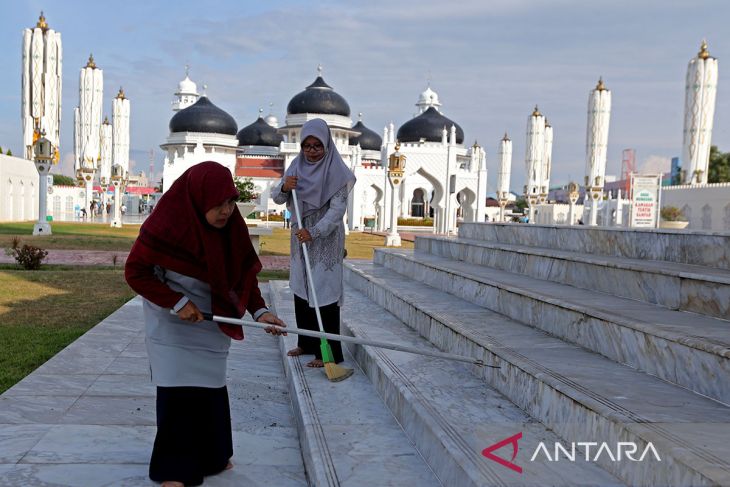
[161,482,184,487]
[225,461,234,470]
[306,359,324,368]
[287,347,304,357]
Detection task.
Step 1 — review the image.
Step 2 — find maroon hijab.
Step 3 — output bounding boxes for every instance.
[133,161,261,339]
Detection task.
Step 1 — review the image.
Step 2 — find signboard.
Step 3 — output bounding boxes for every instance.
[629,174,662,228]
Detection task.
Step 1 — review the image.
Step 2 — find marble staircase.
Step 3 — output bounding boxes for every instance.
[336,224,730,487]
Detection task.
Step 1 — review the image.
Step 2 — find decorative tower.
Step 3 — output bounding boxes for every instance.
[585,77,611,226]
[540,120,553,203]
[111,87,131,228]
[172,66,199,112]
[75,54,104,214]
[497,133,512,222]
[22,12,62,161]
[524,105,545,223]
[682,40,718,184]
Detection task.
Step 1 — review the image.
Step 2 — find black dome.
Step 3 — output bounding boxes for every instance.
[237,117,284,147]
[169,96,238,135]
[349,121,382,151]
[396,107,464,144]
[287,76,350,116]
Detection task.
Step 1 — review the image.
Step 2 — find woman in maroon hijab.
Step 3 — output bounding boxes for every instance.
[125,161,285,487]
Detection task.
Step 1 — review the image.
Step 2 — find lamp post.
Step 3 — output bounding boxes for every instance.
[32,133,54,236]
[110,164,126,228]
[385,142,406,247]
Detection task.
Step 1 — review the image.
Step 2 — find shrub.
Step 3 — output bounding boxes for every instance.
[660,206,686,222]
[397,217,433,226]
[5,238,48,270]
[234,177,258,203]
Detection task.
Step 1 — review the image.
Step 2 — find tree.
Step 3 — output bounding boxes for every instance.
[52,174,76,186]
[234,177,258,202]
[6,149,11,156]
[708,145,730,183]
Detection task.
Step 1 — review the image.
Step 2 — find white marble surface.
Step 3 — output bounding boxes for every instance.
[344,260,730,486]
[372,248,730,405]
[269,280,443,487]
[417,235,730,320]
[341,287,623,486]
[458,222,730,270]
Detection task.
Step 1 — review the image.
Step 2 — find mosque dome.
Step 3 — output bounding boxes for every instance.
[177,75,198,95]
[396,107,464,144]
[169,96,237,135]
[350,120,382,151]
[264,113,279,128]
[287,76,350,116]
[237,117,284,147]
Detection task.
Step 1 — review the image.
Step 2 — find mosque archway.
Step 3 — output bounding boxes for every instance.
[456,187,476,222]
[411,188,427,217]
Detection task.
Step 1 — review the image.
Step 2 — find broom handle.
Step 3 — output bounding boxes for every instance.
[199,312,495,368]
[291,188,326,335]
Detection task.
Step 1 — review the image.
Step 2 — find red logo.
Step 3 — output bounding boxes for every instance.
[482,432,523,473]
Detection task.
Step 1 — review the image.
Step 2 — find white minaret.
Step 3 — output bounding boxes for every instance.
[525,105,545,223]
[112,88,131,174]
[497,133,512,222]
[585,78,611,226]
[173,66,199,112]
[111,88,130,227]
[75,54,104,214]
[541,121,553,203]
[682,41,718,184]
[22,12,62,160]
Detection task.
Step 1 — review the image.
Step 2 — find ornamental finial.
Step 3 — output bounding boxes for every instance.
[503,132,510,141]
[116,87,126,99]
[532,105,541,117]
[86,54,97,69]
[699,40,711,59]
[36,11,48,30]
[317,64,323,77]
[596,77,607,91]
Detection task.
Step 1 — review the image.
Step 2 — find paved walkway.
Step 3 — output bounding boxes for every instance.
[0,250,290,271]
[0,287,306,486]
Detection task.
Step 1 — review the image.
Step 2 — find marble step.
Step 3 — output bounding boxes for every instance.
[458,222,730,270]
[343,261,730,487]
[415,235,730,320]
[268,280,442,487]
[371,248,730,405]
[339,283,624,487]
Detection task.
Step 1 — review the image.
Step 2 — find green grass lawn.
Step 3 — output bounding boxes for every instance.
[0,222,140,251]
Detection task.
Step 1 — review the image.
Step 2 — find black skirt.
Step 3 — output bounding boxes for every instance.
[149,386,233,486]
[294,294,344,363]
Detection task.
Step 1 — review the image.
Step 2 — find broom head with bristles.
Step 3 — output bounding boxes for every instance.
[320,338,353,382]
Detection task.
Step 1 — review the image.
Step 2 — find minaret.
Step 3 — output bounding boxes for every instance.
[525,105,545,223]
[585,77,611,226]
[22,12,62,160]
[75,54,104,214]
[497,133,512,222]
[112,87,131,175]
[541,120,553,203]
[173,66,199,112]
[682,40,718,184]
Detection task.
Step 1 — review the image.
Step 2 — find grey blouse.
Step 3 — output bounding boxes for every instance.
[272,180,348,307]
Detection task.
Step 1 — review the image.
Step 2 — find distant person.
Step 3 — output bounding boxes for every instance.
[120,204,127,215]
[272,118,355,368]
[106,202,111,214]
[283,208,291,229]
[125,161,286,486]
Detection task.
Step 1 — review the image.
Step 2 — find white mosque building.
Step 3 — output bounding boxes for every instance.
[161,68,487,233]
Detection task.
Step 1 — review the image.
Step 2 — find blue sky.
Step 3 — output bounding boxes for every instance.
[1,0,728,192]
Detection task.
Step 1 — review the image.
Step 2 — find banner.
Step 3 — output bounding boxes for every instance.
[629,174,661,228]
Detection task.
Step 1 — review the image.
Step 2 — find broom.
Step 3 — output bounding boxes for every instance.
[193,312,496,368]
[290,188,354,382]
